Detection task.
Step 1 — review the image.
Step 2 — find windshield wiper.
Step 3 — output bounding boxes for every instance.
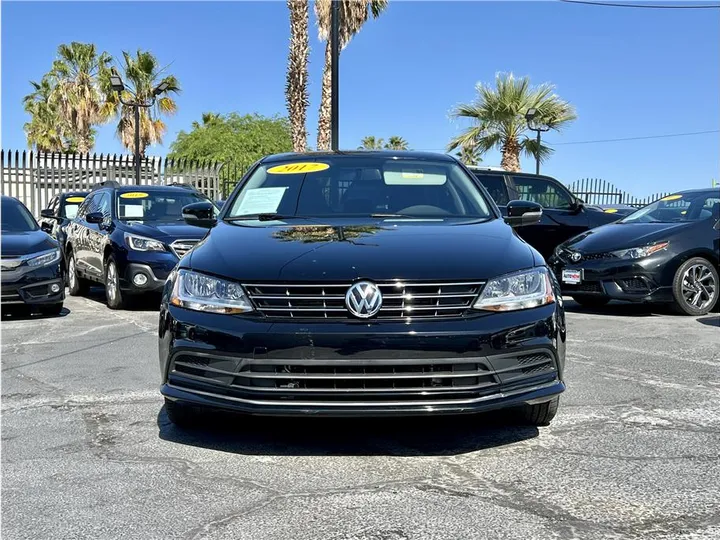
[225,213,307,222]
[370,213,413,218]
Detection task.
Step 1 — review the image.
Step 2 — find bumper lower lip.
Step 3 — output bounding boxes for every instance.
[1,275,65,306]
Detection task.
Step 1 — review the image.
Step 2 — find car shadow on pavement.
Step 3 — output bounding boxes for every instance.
[82,286,162,312]
[697,315,720,327]
[562,299,675,317]
[156,406,539,457]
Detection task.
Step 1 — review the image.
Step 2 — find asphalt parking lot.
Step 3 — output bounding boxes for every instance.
[2,292,719,540]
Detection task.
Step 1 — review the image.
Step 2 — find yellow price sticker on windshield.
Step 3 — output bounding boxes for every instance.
[267,162,330,175]
[661,194,682,201]
[66,196,85,203]
[120,192,149,199]
[604,208,618,213]
[402,170,425,179]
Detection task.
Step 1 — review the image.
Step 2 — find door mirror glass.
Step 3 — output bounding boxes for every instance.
[86,212,104,224]
[504,200,543,227]
[183,201,217,229]
[40,222,53,233]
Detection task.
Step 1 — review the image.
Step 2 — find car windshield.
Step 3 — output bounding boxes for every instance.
[225,156,493,220]
[619,192,720,224]
[1,198,39,233]
[62,196,87,219]
[117,190,213,222]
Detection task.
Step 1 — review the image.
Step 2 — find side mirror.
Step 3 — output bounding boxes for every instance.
[41,222,53,233]
[183,201,216,229]
[570,199,584,214]
[504,200,543,227]
[86,212,104,224]
[40,208,57,220]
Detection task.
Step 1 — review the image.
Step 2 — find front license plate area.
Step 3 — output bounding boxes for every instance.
[562,269,582,285]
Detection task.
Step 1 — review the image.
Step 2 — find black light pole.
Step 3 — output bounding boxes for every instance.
[330,0,340,151]
[525,108,550,175]
[109,70,169,185]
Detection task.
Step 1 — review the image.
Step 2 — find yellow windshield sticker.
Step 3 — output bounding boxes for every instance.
[402,170,425,179]
[661,194,682,201]
[267,162,330,175]
[120,192,149,199]
[604,208,618,213]
[66,196,85,203]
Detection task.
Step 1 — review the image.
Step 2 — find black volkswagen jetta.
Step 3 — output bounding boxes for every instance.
[159,151,567,427]
[1,196,64,316]
[549,188,720,315]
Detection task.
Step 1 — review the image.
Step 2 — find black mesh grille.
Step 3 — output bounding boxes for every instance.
[619,278,649,293]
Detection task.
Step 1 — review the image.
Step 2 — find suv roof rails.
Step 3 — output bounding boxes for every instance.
[90,180,122,191]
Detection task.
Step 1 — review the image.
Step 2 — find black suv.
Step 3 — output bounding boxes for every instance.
[39,191,89,264]
[467,167,630,259]
[65,182,217,309]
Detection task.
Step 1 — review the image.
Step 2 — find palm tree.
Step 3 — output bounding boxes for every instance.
[447,72,577,172]
[23,76,68,152]
[111,50,180,156]
[285,0,310,152]
[384,136,408,150]
[49,42,114,153]
[455,143,482,166]
[358,135,384,150]
[191,112,221,131]
[314,0,388,150]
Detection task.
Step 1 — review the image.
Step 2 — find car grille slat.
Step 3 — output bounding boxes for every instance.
[170,239,200,259]
[245,280,484,320]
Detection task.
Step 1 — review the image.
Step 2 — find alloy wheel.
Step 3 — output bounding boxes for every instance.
[68,257,76,289]
[107,262,118,304]
[681,263,716,311]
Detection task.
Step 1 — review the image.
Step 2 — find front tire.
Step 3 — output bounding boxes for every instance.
[67,250,90,296]
[517,396,560,426]
[571,295,610,308]
[672,257,718,316]
[164,399,200,428]
[104,256,127,310]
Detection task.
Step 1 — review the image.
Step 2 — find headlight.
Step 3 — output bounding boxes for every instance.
[26,248,61,268]
[170,269,254,314]
[124,233,166,252]
[610,241,668,260]
[474,267,555,312]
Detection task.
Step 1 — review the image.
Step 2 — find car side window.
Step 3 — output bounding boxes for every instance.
[96,193,111,219]
[476,175,509,205]
[511,177,573,210]
[48,197,59,215]
[77,193,97,218]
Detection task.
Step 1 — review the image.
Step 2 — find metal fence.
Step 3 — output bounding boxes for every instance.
[1,150,225,216]
[567,178,669,208]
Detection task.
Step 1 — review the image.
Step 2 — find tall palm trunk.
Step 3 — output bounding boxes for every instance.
[501,138,521,172]
[316,40,333,151]
[286,0,310,152]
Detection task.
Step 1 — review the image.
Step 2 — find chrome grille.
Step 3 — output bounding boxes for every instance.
[245,281,484,320]
[170,239,200,259]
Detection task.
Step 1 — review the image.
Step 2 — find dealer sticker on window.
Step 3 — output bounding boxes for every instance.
[562,269,582,284]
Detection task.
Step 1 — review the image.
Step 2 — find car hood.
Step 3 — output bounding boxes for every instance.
[187,218,537,282]
[120,221,209,241]
[562,221,693,253]
[1,229,57,257]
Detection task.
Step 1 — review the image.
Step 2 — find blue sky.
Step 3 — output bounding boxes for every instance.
[2,1,718,196]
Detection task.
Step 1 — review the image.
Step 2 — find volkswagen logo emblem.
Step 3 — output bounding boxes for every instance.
[570,251,582,263]
[345,281,383,318]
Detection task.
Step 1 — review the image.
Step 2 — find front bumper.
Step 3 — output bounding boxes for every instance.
[1,265,65,306]
[159,303,566,417]
[119,255,178,294]
[548,254,674,303]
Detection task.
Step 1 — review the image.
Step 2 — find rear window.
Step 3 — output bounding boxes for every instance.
[227,156,493,219]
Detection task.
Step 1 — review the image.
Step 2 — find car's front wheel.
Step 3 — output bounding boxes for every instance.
[105,256,127,310]
[67,250,89,296]
[571,295,610,308]
[672,257,718,316]
[517,396,559,426]
[164,399,200,428]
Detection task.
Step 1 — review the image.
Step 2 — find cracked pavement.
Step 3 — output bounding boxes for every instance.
[2,293,719,539]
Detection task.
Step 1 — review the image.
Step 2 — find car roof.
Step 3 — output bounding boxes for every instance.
[671,187,720,196]
[260,150,457,163]
[59,191,90,198]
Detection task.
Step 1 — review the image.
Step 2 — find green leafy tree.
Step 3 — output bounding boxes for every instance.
[455,143,482,166]
[111,50,180,156]
[285,0,310,152]
[49,42,114,153]
[384,136,408,150]
[23,76,70,152]
[358,136,385,150]
[169,112,293,167]
[314,0,388,150]
[447,72,577,172]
